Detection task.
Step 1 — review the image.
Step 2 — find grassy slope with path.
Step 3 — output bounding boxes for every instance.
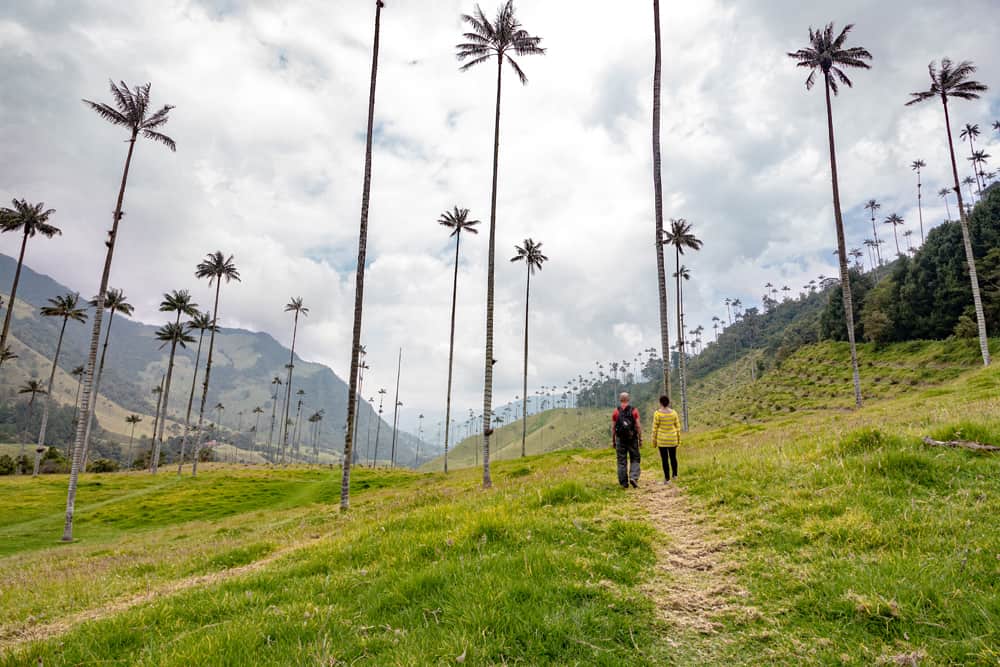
[2,340,999,664]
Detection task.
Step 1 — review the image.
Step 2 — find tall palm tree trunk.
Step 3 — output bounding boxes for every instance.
[148,374,165,470]
[943,100,991,366]
[823,73,863,407]
[191,280,222,476]
[279,312,299,463]
[63,132,137,542]
[916,169,925,243]
[675,247,689,431]
[293,401,303,457]
[267,387,279,462]
[0,229,29,361]
[341,0,383,510]
[176,328,205,474]
[151,341,179,473]
[520,264,530,457]
[21,396,37,460]
[82,308,119,469]
[36,317,68,453]
[252,412,261,456]
[443,231,462,473]
[479,54,505,491]
[390,347,402,468]
[372,399,383,467]
[652,0,671,399]
[892,225,901,256]
[126,422,137,471]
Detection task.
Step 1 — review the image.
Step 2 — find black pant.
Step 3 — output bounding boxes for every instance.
[658,446,678,480]
[615,439,640,487]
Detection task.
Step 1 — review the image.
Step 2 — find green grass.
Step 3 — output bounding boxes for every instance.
[3,340,1000,665]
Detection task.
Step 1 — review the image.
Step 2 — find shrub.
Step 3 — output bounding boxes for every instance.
[86,458,120,473]
[0,454,14,475]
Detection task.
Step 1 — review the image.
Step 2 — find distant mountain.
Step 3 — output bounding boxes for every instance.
[0,254,432,467]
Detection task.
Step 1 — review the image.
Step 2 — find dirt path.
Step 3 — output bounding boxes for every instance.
[0,535,323,656]
[637,482,751,639]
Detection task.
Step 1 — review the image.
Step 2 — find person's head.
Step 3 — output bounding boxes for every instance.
[659,395,670,408]
[619,392,630,406]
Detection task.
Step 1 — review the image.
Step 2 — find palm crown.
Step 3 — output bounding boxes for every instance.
[510,238,548,273]
[155,322,196,350]
[83,80,176,151]
[787,23,872,94]
[906,59,987,106]
[0,199,61,239]
[196,252,241,286]
[19,380,47,396]
[456,1,545,84]
[439,207,481,237]
[662,218,703,254]
[284,297,309,316]
[41,293,88,324]
[885,213,904,227]
[160,290,199,318]
[188,311,215,332]
[959,123,979,142]
[91,288,134,317]
[911,159,926,171]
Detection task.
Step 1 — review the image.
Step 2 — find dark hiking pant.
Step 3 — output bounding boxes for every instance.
[616,439,640,487]
[659,446,678,480]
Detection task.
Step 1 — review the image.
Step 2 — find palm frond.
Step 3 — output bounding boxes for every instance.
[142,104,175,130]
[109,79,134,116]
[82,100,129,126]
[507,55,528,84]
[142,129,177,151]
[459,53,494,71]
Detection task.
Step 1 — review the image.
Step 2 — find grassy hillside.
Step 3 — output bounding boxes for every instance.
[3,345,999,664]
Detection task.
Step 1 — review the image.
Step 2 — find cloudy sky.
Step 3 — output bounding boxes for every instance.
[1,0,998,435]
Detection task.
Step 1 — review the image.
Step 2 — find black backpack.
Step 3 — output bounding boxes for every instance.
[615,405,637,442]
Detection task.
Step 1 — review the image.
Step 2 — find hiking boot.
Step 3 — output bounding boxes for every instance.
[629,479,639,488]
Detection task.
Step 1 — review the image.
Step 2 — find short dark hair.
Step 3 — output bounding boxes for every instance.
[659,395,670,407]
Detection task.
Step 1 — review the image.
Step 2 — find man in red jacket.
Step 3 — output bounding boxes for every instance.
[611,392,642,488]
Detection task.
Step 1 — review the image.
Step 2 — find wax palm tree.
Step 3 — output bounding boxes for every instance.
[340,0,386,509]
[938,187,953,221]
[176,311,213,474]
[267,376,283,461]
[510,237,548,457]
[150,321,195,473]
[64,80,175,541]
[372,388,386,467]
[456,0,544,490]
[884,213,905,256]
[251,406,264,455]
[864,199,883,267]
[789,22,871,407]
[190,252,240,475]
[662,218,702,429]
[438,206,480,473]
[651,0,671,399]
[911,159,926,243]
[903,229,914,253]
[70,365,85,428]
[959,123,983,194]
[279,297,308,461]
[849,248,865,271]
[214,402,225,432]
[18,380,46,468]
[962,175,977,206]
[81,288,134,466]
[148,378,164,466]
[907,58,990,366]
[0,200,61,364]
[36,294,87,453]
[124,414,142,470]
[970,150,990,193]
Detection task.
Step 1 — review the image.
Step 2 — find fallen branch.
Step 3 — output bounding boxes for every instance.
[921,436,1000,453]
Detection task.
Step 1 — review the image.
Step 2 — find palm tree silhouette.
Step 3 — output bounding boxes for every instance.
[176,310,214,473]
[190,252,240,475]
[907,58,990,366]
[151,320,196,473]
[662,218,702,429]
[65,80,175,542]
[911,159,926,243]
[70,365,85,428]
[884,213,905,257]
[81,288,134,467]
[372,388,387,467]
[959,123,983,194]
[124,414,142,470]
[267,375,283,462]
[903,229,914,253]
[251,406,264,456]
[863,200,883,268]
[789,22,871,408]
[938,187,953,221]
[36,293,87,453]
[457,0,544,490]
[341,0,386,511]
[280,297,308,462]
[438,206,480,473]
[0,199,61,364]
[18,379,46,472]
[511,238,548,457]
[969,150,990,193]
[292,389,306,459]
